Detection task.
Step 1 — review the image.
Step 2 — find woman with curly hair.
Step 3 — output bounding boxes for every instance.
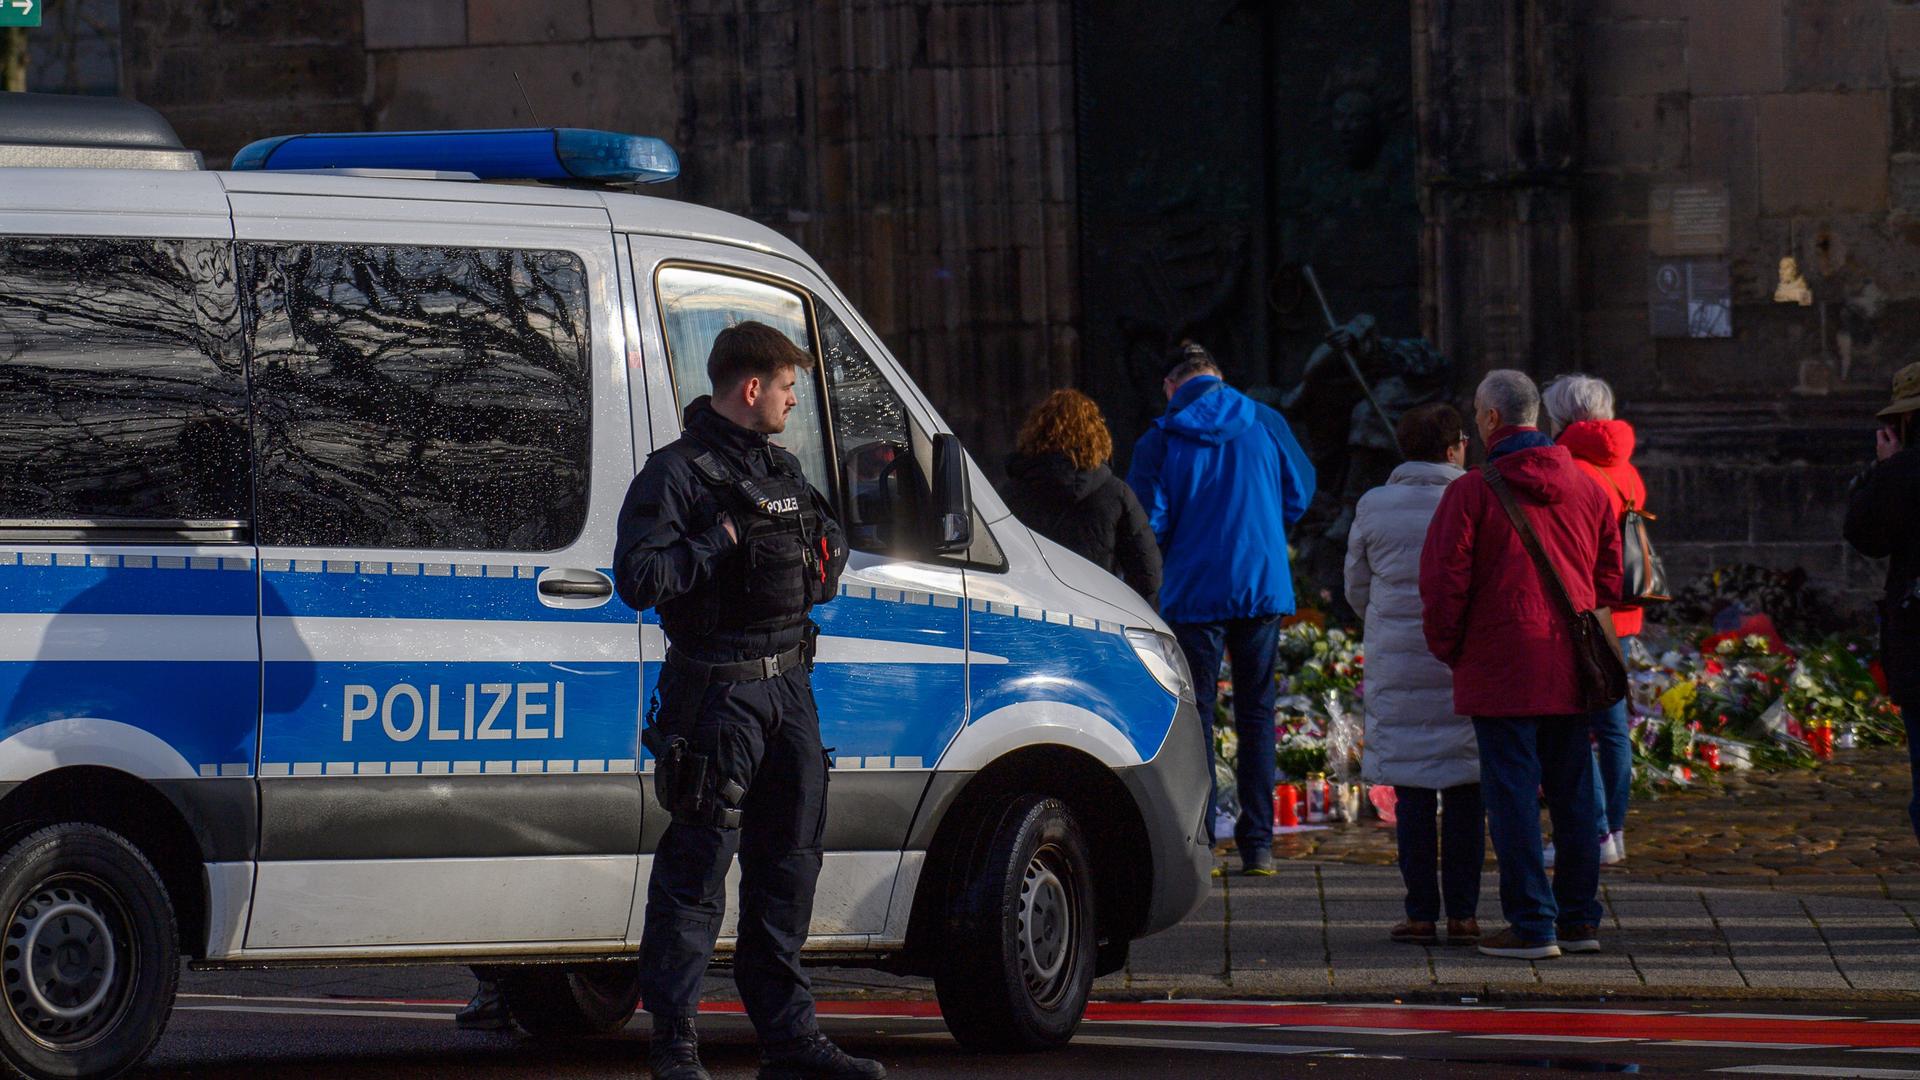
[1003,388,1161,605]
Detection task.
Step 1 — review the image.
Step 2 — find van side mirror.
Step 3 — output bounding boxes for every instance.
[841,440,918,554]
[929,433,973,554]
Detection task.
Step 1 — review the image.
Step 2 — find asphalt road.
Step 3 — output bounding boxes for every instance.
[141,989,1920,1078]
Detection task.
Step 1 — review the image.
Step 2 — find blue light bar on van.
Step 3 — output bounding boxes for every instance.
[229,128,680,184]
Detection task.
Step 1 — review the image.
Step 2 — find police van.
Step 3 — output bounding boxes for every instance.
[0,93,1211,1079]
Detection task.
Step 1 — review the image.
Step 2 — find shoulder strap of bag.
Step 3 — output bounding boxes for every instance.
[1593,467,1655,519]
[1481,463,1583,628]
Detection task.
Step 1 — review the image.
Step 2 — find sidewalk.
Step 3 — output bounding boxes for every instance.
[190,860,1920,1007]
[1113,860,1920,999]
[1096,746,1920,1000]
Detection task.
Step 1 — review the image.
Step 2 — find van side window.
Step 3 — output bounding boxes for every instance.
[243,243,592,552]
[816,304,1004,569]
[0,236,249,528]
[654,265,832,489]
[817,305,920,554]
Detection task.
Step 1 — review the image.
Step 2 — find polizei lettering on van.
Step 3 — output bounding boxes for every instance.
[341,681,567,742]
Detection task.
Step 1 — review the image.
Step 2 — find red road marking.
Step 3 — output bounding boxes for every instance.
[692,1001,1920,1049]
[366,996,1920,1049]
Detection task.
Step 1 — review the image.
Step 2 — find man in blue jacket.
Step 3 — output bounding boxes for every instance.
[1129,343,1316,875]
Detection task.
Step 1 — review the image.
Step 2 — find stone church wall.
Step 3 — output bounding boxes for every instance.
[1569,0,1904,610]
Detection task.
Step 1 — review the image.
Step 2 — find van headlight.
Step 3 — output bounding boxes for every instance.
[1125,628,1195,702]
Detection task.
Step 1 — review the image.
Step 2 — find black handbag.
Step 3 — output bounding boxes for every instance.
[1597,471,1670,604]
[1482,465,1629,712]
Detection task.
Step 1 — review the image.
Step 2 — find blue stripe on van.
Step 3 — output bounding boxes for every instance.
[0,558,255,616]
[0,659,258,769]
[262,563,636,624]
[0,555,258,774]
[813,586,965,765]
[0,553,1169,775]
[967,606,1177,762]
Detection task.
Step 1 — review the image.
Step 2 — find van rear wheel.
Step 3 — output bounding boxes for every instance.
[933,795,1095,1051]
[0,823,177,1080]
[496,961,642,1037]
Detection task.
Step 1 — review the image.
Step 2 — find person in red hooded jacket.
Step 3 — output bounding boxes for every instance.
[1419,370,1624,961]
[1545,374,1645,870]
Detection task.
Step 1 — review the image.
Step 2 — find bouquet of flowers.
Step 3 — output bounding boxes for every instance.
[1209,567,1905,807]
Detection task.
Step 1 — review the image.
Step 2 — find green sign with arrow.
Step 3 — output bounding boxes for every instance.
[0,0,40,28]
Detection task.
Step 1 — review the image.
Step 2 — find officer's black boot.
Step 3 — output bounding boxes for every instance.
[647,1017,711,1080]
[453,978,510,1031]
[757,1032,886,1080]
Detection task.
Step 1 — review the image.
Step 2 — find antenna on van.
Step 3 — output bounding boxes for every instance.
[512,71,542,127]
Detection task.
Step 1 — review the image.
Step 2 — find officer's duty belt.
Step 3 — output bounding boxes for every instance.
[666,641,808,684]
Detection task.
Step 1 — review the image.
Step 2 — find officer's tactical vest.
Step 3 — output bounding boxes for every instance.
[664,437,831,637]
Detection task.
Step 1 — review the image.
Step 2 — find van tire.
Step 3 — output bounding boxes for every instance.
[933,795,1095,1051]
[0,823,177,1080]
[496,962,641,1037]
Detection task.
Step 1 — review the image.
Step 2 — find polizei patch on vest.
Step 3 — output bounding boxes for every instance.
[735,475,801,516]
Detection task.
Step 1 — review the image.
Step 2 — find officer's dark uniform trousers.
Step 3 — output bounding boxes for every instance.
[615,395,848,1046]
[638,660,828,1041]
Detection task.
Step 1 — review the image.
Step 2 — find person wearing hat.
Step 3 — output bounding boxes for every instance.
[1127,342,1316,875]
[1844,361,1920,843]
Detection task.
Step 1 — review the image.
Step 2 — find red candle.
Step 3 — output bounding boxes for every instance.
[1809,722,1834,760]
[1275,783,1299,828]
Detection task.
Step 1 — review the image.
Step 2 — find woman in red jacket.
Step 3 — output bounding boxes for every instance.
[1545,375,1644,868]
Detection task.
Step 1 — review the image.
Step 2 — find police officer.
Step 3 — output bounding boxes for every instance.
[614,322,880,1080]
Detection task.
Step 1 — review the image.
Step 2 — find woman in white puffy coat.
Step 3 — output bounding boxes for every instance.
[1344,402,1483,946]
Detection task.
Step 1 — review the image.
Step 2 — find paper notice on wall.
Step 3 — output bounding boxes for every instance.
[1648,257,1733,339]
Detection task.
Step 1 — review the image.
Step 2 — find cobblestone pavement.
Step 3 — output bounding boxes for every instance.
[1266,745,1920,896]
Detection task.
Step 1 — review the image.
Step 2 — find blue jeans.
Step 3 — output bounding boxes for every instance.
[1473,714,1604,941]
[1588,696,1632,836]
[1393,784,1484,922]
[1174,616,1281,863]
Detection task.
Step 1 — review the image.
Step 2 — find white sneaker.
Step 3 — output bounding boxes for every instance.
[1542,841,1556,869]
[1599,833,1623,865]
[1611,830,1627,862]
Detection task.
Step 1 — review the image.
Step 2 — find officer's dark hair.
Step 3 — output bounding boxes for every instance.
[1397,401,1465,464]
[708,321,815,393]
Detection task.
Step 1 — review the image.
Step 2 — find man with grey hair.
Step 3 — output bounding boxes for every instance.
[1419,369,1623,960]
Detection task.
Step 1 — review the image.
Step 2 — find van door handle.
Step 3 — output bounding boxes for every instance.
[539,578,612,598]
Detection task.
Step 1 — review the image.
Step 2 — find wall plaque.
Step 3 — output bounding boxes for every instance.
[1650,182,1731,256]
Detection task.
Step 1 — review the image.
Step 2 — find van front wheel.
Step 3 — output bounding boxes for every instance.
[933,795,1095,1051]
[0,823,178,1080]
[496,962,642,1037]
